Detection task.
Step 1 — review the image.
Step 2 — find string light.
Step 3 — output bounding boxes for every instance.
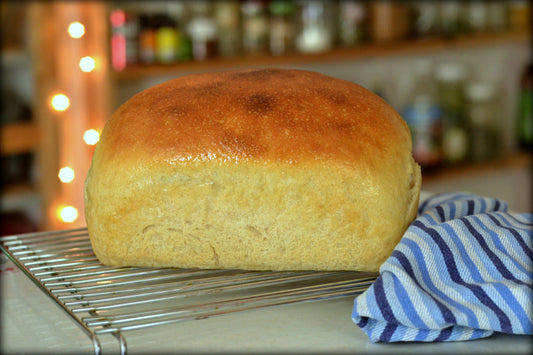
[58,206,78,223]
[83,129,100,145]
[58,167,75,183]
[67,21,85,38]
[79,56,96,72]
[51,93,70,112]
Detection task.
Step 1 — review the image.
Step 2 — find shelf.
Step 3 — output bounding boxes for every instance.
[422,151,532,184]
[0,122,40,155]
[114,30,530,81]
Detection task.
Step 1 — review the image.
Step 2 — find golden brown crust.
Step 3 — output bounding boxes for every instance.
[85,68,421,271]
[99,68,410,167]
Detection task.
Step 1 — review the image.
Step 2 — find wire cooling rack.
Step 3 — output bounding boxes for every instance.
[1,228,378,354]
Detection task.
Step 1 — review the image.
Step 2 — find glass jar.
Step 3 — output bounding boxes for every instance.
[187,3,218,60]
[368,2,410,43]
[439,1,466,37]
[296,1,334,53]
[269,1,296,55]
[110,8,139,71]
[401,61,444,170]
[436,63,469,164]
[241,0,269,55]
[215,1,242,57]
[466,82,501,162]
[154,14,180,63]
[411,1,440,38]
[464,1,488,33]
[338,1,367,46]
[139,14,156,64]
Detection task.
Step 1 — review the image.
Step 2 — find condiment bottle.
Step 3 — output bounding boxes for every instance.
[338,1,367,47]
[401,61,443,170]
[154,13,180,64]
[241,0,269,55]
[215,1,242,57]
[269,0,296,55]
[466,82,501,162]
[411,1,440,38]
[186,3,218,60]
[110,8,139,71]
[436,63,469,165]
[368,2,410,43]
[439,1,466,37]
[139,14,156,64]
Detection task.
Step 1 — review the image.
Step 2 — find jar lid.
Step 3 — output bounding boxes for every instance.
[187,18,217,40]
[436,63,466,82]
[466,82,496,101]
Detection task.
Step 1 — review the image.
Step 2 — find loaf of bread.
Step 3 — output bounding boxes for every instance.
[85,68,421,271]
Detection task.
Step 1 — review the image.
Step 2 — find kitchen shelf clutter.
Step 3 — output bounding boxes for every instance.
[0,1,531,235]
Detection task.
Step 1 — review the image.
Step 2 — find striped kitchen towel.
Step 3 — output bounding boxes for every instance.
[352,192,533,342]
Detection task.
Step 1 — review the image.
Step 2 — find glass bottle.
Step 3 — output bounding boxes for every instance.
[241,0,269,55]
[411,1,440,38]
[439,1,466,37]
[215,1,242,57]
[466,82,501,162]
[338,1,367,47]
[186,2,218,60]
[296,1,334,53]
[436,63,469,165]
[269,0,296,55]
[154,13,180,64]
[401,61,443,170]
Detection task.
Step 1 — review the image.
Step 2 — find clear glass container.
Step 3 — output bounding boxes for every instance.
[401,61,444,170]
[214,1,242,57]
[466,82,501,162]
[269,1,296,55]
[241,0,269,55]
[296,1,334,53]
[337,1,367,46]
[436,63,469,164]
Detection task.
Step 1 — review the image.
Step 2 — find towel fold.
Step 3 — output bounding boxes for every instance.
[352,193,533,342]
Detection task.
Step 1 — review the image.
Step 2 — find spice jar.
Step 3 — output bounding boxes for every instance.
[466,82,501,162]
[241,0,269,55]
[368,2,410,43]
[401,61,444,170]
[296,1,334,53]
[139,14,156,64]
[338,1,367,46]
[436,63,469,165]
[411,1,440,38]
[215,1,242,57]
[110,8,139,71]
[439,1,466,37]
[269,0,296,55]
[186,3,218,60]
[516,64,532,149]
[154,13,180,64]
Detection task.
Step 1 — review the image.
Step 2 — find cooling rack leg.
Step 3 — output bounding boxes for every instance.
[117,332,127,355]
[91,334,102,355]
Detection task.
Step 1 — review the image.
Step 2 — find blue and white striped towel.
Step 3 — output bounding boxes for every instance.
[352,192,533,342]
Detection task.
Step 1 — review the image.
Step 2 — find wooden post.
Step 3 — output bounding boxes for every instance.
[29,1,110,230]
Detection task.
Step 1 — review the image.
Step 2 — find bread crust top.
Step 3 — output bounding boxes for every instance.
[96,68,411,168]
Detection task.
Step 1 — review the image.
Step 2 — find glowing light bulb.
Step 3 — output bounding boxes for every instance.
[83,129,100,145]
[58,167,75,183]
[51,94,70,112]
[68,21,85,38]
[59,206,78,223]
[79,56,96,72]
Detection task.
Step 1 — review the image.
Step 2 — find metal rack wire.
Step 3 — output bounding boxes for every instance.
[1,228,378,355]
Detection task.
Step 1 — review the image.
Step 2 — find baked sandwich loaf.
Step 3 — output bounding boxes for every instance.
[85,68,421,272]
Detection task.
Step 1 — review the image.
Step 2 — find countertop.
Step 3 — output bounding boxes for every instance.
[1,255,532,354]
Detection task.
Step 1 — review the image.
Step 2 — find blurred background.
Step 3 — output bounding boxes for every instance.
[1,0,531,235]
